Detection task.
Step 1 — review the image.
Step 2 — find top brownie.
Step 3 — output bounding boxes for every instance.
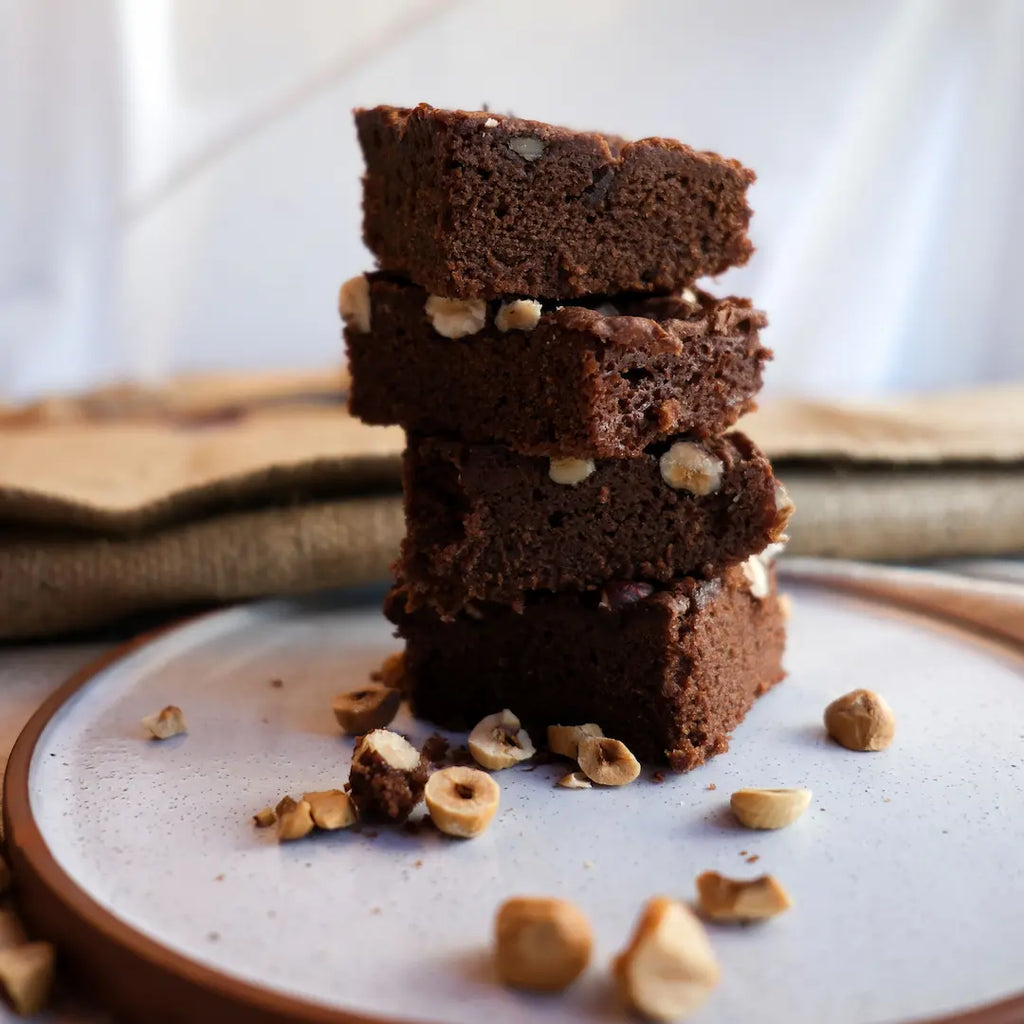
[356,104,755,300]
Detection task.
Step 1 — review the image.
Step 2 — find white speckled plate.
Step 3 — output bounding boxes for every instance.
[5,571,1024,1024]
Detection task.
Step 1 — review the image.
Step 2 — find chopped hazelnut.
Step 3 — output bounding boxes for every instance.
[494,897,593,991]
[332,684,402,734]
[681,287,698,304]
[338,274,371,333]
[547,723,603,760]
[303,789,358,831]
[730,788,812,830]
[556,771,592,790]
[495,299,543,332]
[695,871,792,922]
[483,117,499,128]
[577,736,640,786]
[252,806,277,828]
[659,441,723,495]
[275,796,315,841]
[740,554,771,600]
[424,295,487,338]
[0,942,56,1017]
[424,766,500,838]
[507,135,546,161]
[548,457,595,486]
[468,710,536,770]
[614,897,720,1021]
[142,705,186,740]
[348,729,428,821]
[824,689,896,751]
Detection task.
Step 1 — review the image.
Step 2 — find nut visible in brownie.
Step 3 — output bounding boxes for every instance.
[347,274,770,457]
[356,104,754,300]
[388,566,786,771]
[397,432,780,616]
[347,729,428,821]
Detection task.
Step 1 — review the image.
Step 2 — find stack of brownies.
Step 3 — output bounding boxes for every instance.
[342,104,792,771]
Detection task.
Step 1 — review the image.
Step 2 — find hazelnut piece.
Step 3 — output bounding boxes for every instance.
[348,729,428,821]
[252,806,277,829]
[275,796,315,841]
[556,771,592,790]
[332,684,402,734]
[547,723,604,760]
[468,710,535,770]
[548,457,595,485]
[824,689,896,751]
[770,481,796,542]
[142,705,186,740]
[695,871,792,922]
[614,897,720,1021]
[740,554,771,600]
[0,942,56,1017]
[577,736,640,787]
[303,789,358,830]
[659,441,723,495]
[424,295,487,338]
[494,897,593,991]
[424,766,500,838]
[495,299,543,332]
[507,135,546,161]
[338,274,371,333]
[730,788,812,830]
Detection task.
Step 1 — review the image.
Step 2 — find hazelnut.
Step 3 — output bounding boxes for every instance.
[0,942,56,1017]
[614,897,720,1021]
[495,299,543,332]
[252,806,277,828]
[729,788,812,830]
[348,729,428,821]
[824,689,896,751]
[770,481,796,542]
[332,684,402,734]
[142,705,186,740]
[338,274,371,333]
[577,736,640,787]
[275,796,315,841]
[0,854,9,896]
[740,554,771,600]
[556,771,592,790]
[424,295,487,338]
[468,710,535,770]
[370,650,409,690]
[547,723,604,760]
[659,442,723,495]
[548,457,595,486]
[494,897,593,992]
[507,135,546,161]
[695,871,792,922]
[303,789,358,830]
[424,766,500,838]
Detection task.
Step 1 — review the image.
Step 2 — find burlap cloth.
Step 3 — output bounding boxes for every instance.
[1,372,1021,641]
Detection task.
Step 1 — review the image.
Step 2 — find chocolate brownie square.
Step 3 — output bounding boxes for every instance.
[386,564,786,771]
[398,432,790,615]
[356,104,755,300]
[345,275,769,457]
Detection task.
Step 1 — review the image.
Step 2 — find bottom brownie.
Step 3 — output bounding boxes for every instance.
[385,563,786,771]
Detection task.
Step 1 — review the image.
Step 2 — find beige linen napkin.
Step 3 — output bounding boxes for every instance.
[0,373,1021,640]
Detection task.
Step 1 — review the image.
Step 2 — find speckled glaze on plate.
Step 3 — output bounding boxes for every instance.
[4,575,1024,1024]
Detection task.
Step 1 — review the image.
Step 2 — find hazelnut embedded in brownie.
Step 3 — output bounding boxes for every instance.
[355,104,755,300]
[398,432,789,616]
[386,564,787,772]
[345,274,770,458]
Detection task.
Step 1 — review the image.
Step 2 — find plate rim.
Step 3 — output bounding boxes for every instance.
[4,572,1024,1024]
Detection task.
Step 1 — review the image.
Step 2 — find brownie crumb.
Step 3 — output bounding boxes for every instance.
[421,733,450,764]
[449,744,475,767]
[270,679,283,688]
[651,771,666,784]
[370,907,382,915]
[746,855,760,864]
[348,730,428,822]
[400,816,437,837]
[707,783,717,791]
[413,859,423,869]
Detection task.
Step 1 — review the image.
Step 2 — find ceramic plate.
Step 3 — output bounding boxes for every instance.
[5,572,1024,1023]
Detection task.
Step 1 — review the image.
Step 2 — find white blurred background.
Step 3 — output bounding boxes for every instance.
[1,0,1022,403]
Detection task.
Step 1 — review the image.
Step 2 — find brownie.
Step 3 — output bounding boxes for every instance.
[386,564,786,771]
[346,275,769,457]
[356,104,755,300]
[398,432,788,615]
